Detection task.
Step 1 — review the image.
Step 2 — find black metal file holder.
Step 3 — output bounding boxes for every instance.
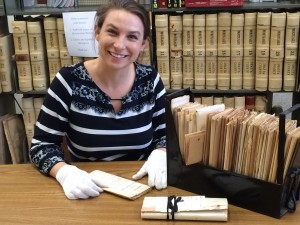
[166,89,300,218]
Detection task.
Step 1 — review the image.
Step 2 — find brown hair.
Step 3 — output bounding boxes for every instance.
[95,0,151,40]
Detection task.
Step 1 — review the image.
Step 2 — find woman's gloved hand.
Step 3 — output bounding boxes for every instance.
[132,149,167,190]
[56,165,103,200]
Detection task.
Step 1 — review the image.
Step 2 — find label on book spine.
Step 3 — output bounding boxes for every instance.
[183,56,194,88]
[269,12,286,59]
[283,59,297,91]
[231,13,244,57]
[256,12,271,58]
[255,57,269,91]
[217,12,231,57]
[243,56,255,89]
[217,56,230,90]
[205,14,218,57]
[244,12,257,57]
[194,56,205,89]
[205,56,217,89]
[183,14,194,56]
[268,58,283,91]
[194,14,205,57]
[170,56,183,89]
[231,56,243,90]
[157,55,170,89]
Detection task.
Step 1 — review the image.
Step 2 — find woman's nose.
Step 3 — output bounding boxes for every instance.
[114,36,126,50]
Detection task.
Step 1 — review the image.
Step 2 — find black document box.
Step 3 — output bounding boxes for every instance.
[166,89,300,218]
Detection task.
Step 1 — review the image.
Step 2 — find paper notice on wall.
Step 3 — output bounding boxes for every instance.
[62,11,98,57]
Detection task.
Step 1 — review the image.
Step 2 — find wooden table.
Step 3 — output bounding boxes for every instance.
[0,161,299,225]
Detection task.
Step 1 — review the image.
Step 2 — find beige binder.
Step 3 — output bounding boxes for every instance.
[155,14,170,88]
[231,13,244,90]
[0,34,14,92]
[12,20,33,92]
[283,12,300,91]
[268,12,286,91]
[255,12,271,91]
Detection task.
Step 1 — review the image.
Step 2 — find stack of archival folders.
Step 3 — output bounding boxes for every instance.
[155,11,300,92]
[171,95,300,184]
[10,15,151,93]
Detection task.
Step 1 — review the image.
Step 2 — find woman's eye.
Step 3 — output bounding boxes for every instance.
[128,35,138,40]
[107,29,117,35]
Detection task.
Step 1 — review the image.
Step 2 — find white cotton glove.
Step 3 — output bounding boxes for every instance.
[56,165,103,200]
[132,149,167,190]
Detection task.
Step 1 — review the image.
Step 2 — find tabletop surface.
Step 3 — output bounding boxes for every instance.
[0,161,299,225]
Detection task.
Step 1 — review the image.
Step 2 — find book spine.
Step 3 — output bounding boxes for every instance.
[0,34,14,92]
[158,0,168,8]
[22,96,36,148]
[230,13,244,90]
[27,19,49,91]
[12,20,33,92]
[33,96,45,121]
[182,14,194,89]
[217,12,231,90]
[44,16,60,83]
[155,14,170,89]
[56,18,72,67]
[243,12,257,89]
[231,57,243,90]
[245,95,255,111]
[205,14,218,89]
[283,12,300,91]
[193,14,205,89]
[268,12,286,91]
[254,95,267,112]
[194,57,205,89]
[255,12,271,91]
[243,56,256,89]
[205,56,217,90]
[234,96,245,108]
[72,56,84,64]
[169,15,183,89]
[223,96,235,108]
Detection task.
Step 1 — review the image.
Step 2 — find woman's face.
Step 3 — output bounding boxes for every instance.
[95,9,147,70]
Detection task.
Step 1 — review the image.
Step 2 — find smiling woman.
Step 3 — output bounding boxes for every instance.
[29,0,168,200]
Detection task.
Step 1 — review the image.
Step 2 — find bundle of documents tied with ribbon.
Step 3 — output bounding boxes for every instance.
[141,195,228,221]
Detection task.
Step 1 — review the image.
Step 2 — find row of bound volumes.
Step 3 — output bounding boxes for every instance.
[154,11,300,91]
[194,94,268,112]
[153,0,243,8]
[12,16,77,92]
[12,15,151,93]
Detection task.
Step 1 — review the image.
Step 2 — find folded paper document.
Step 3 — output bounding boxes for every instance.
[141,196,228,221]
[90,170,152,200]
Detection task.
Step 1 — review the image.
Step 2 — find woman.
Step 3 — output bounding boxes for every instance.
[29,0,167,200]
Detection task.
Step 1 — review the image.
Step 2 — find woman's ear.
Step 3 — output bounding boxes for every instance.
[141,38,149,51]
[94,25,100,41]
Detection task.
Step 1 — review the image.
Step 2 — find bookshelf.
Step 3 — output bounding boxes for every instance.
[152,1,300,119]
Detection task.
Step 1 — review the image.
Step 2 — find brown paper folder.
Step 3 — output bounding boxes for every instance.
[3,114,27,164]
[0,114,12,164]
[184,131,206,165]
